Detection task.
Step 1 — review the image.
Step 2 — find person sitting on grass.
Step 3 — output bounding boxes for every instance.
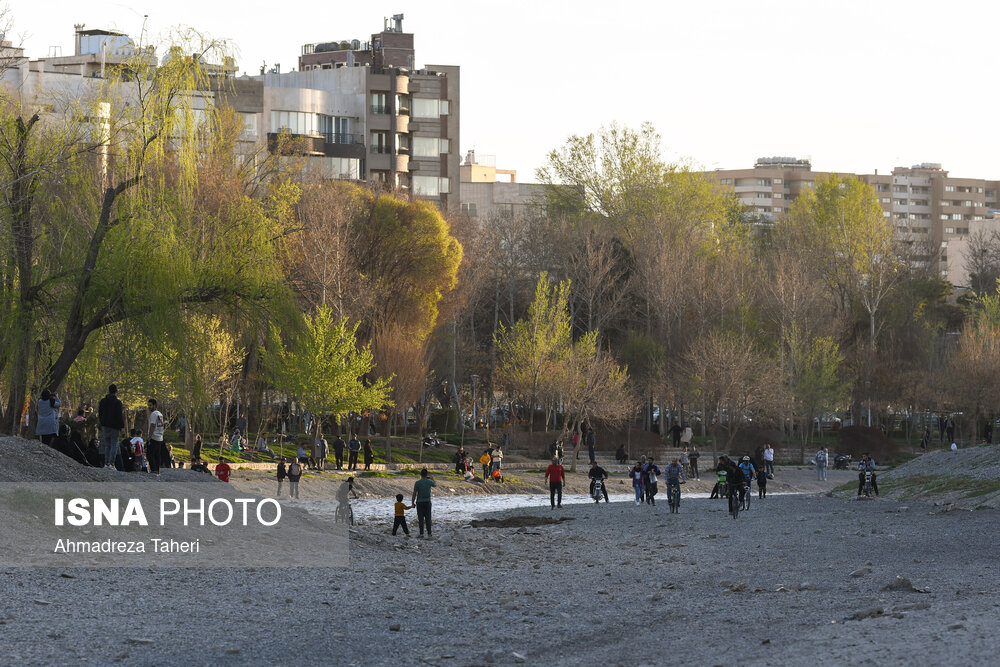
[392,494,413,536]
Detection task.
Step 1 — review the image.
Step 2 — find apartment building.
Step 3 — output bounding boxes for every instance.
[3,19,460,211]
[286,14,460,210]
[709,158,1000,286]
[459,150,546,220]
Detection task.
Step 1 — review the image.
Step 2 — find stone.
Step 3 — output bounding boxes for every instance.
[849,568,871,578]
[512,652,527,663]
[389,624,401,632]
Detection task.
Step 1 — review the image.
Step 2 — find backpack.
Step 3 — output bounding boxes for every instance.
[816,450,828,464]
[289,462,301,476]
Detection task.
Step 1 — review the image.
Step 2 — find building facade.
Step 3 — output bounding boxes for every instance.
[709,158,1000,287]
[5,19,460,211]
[458,150,546,220]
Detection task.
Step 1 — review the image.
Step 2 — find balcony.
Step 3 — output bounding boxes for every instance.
[321,132,362,145]
[371,104,391,115]
[370,145,393,155]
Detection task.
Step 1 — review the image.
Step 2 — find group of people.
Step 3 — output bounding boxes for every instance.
[711,454,767,504]
[294,434,375,471]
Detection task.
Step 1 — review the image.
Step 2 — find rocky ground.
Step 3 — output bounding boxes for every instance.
[1,437,999,665]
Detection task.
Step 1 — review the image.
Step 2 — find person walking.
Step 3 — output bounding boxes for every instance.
[586,427,597,465]
[411,468,436,538]
[287,457,302,498]
[545,457,566,509]
[643,457,661,505]
[680,447,690,478]
[363,440,375,470]
[763,443,775,477]
[629,460,645,505]
[97,384,125,470]
[35,390,61,447]
[333,434,346,470]
[392,494,413,536]
[191,434,203,463]
[689,446,701,481]
[146,398,166,476]
[347,434,361,470]
[276,458,287,497]
[815,447,828,481]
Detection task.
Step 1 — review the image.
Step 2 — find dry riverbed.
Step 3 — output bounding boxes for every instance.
[1,436,998,665]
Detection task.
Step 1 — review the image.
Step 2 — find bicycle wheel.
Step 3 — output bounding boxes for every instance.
[729,493,739,519]
[743,486,751,511]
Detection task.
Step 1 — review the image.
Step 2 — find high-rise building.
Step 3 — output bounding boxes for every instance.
[3,18,460,211]
[709,158,1000,287]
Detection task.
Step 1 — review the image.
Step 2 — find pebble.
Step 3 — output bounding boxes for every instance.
[389,624,401,632]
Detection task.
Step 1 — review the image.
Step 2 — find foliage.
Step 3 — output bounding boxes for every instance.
[266,305,393,434]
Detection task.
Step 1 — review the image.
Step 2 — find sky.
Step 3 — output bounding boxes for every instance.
[7,0,1000,180]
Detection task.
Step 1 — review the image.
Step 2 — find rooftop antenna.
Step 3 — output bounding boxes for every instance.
[260,60,266,75]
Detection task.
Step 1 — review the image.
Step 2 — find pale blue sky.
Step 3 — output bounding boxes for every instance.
[8,0,1000,180]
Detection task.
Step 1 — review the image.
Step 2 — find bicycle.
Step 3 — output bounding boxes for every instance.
[335,499,355,526]
[668,481,681,513]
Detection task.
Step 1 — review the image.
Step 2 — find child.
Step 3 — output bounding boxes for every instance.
[129,429,145,472]
[757,466,768,499]
[393,494,413,536]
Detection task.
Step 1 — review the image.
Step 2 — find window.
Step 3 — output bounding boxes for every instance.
[411,98,448,118]
[952,214,962,220]
[756,178,772,186]
[976,187,984,194]
[241,113,257,138]
[944,227,955,234]
[371,92,389,114]
[413,174,441,197]
[964,200,973,207]
[412,136,449,157]
[395,133,410,154]
[940,214,949,220]
[881,197,890,204]
[774,178,783,184]
[370,131,390,153]
[720,178,732,185]
[461,202,477,217]
[271,110,318,135]
[773,193,783,199]
[894,185,907,193]
[895,199,907,206]
[945,185,954,192]
[941,241,948,248]
[395,94,410,115]
[959,227,969,234]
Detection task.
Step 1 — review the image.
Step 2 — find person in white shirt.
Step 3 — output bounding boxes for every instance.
[763,443,775,477]
[147,398,166,476]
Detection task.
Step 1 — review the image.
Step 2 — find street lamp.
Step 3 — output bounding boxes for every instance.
[470,374,479,430]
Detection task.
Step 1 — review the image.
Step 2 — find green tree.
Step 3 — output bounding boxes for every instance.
[267,305,392,439]
[495,273,572,434]
[789,331,849,454]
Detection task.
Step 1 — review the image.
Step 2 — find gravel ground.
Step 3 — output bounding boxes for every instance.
[3,436,999,666]
[2,491,999,666]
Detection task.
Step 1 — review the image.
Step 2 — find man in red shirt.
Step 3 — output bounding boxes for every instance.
[215,459,232,483]
[545,457,566,509]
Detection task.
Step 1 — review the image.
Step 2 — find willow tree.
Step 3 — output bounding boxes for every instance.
[0,33,297,435]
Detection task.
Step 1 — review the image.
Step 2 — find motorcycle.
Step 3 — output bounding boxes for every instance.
[422,432,442,448]
[862,470,873,498]
[834,453,852,470]
[592,478,603,503]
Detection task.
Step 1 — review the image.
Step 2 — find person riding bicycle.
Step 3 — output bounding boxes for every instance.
[664,457,686,505]
[711,455,731,499]
[738,456,755,507]
[727,457,745,509]
[588,460,610,503]
[857,454,879,496]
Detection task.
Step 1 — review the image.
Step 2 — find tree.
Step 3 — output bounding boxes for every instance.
[789,331,849,456]
[944,290,1000,441]
[267,305,392,439]
[558,330,632,472]
[0,34,296,435]
[373,323,430,462]
[683,329,785,454]
[495,274,572,435]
